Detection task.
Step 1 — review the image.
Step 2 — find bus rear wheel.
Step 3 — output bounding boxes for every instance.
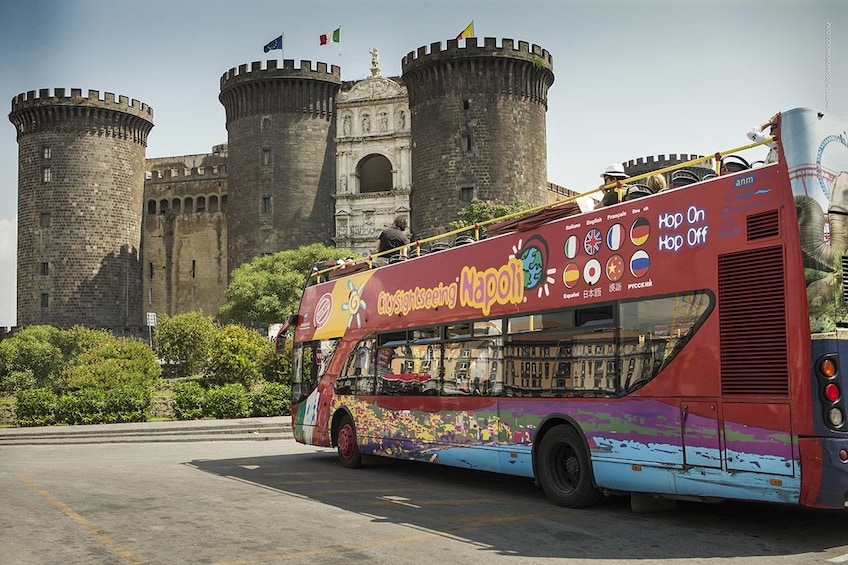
[336,415,362,469]
[536,424,602,507]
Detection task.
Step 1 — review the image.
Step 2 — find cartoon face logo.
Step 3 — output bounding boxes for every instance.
[520,245,545,290]
[513,234,556,298]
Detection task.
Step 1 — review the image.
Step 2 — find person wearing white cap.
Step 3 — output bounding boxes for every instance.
[596,163,629,208]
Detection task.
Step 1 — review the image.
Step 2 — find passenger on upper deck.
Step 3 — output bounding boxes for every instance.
[746,113,780,165]
[646,173,667,193]
[378,215,410,260]
[596,164,629,208]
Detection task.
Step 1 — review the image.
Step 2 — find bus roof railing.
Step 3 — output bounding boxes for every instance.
[308,136,774,283]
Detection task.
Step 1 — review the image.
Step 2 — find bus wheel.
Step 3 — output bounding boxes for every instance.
[336,415,362,469]
[536,424,602,507]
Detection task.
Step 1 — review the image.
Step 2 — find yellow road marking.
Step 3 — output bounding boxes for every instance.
[213,532,437,565]
[16,473,143,565]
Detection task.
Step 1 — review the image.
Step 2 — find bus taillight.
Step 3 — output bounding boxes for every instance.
[826,383,841,402]
[816,354,847,431]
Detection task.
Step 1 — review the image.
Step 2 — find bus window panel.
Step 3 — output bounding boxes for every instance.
[508,311,574,334]
[412,327,439,340]
[408,342,440,394]
[446,322,472,340]
[442,341,468,395]
[473,319,503,336]
[618,291,713,392]
[292,343,318,404]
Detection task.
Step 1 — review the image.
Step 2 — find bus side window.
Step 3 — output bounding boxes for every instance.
[336,338,375,395]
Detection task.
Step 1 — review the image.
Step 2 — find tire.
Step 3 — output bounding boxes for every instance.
[336,415,362,469]
[536,424,602,507]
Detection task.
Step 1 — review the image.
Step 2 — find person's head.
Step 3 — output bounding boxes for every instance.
[392,215,407,231]
[646,173,667,192]
[600,163,628,187]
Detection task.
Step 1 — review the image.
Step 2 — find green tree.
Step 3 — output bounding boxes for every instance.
[154,311,216,376]
[449,198,533,237]
[219,243,352,325]
[204,324,270,388]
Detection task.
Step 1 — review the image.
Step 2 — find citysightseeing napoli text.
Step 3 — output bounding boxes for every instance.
[377,257,525,317]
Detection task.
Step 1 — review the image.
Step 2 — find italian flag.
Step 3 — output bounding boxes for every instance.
[320,27,340,45]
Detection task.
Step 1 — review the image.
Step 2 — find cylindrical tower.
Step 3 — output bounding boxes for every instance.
[402,37,555,239]
[9,88,154,328]
[219,59,341,273]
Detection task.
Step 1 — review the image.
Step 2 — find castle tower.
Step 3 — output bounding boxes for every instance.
[9,88,154,328]
[219,59,341,273]
[401,38,555,239]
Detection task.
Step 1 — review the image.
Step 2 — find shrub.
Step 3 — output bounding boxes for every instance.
[105,386,152,423]
[0,326,68,393]
[154,312,216,377]
[15,388,57,427]
[1,369,36,393]
[64,336,161,394]
[204,325,268,388]
[58,388,109,425]
[172,381,206,421]
[260,344,291,384]
[204,383,250,420]
[249,382,291,417]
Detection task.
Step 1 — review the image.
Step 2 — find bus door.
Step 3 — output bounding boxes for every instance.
[680,401,722,469]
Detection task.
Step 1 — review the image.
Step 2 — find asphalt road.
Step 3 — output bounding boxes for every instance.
[3,438,848,564]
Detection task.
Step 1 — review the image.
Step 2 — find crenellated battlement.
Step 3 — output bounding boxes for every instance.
[625,154,707,168]
[220,59,341,89]
[145,164,228,181]
[10,88,153,120]
[402,37,553,72]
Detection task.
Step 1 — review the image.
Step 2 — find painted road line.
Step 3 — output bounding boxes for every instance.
[16,473,143,565]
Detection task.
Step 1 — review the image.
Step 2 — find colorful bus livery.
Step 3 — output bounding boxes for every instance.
[289,107,848,510]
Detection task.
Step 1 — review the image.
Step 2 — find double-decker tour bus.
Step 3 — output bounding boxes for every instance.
[286,107,848,510]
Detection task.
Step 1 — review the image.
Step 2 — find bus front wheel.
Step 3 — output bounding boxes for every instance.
[536,424,602,507]
[336,415,362,469]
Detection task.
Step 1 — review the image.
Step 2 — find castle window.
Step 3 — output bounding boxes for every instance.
[42,167,52,183]
[39,212,51,228]
[461,135,472,152]
[148,262,154,279]
[40,262,49,276]
[460,187,474,202]
[42,146,51,159]
[191,260,196,279]
[184,197,193,212]
[196,196,206,213]
[40,293,49,308]
[159,199,168,214]
[148,289,153,305]
[262,149,271,166]
[209,195,219,212]
[261,196,272,214]
[262,117,272,131]
[463,99,470,110]
[147,200,156,215]
[171,198,181,214]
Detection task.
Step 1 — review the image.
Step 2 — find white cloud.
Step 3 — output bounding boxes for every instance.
[0,217,16,328]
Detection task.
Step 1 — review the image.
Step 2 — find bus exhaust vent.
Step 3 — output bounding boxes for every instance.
[843,256,848,303]
[746,209,780,241]
[718,245,789,396]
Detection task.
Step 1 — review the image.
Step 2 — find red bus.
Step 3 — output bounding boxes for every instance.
[287,107,848,510]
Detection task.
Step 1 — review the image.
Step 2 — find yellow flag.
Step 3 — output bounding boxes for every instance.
[456,21,474,40]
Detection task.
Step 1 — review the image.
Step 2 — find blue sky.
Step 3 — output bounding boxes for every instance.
[1,0,846,328]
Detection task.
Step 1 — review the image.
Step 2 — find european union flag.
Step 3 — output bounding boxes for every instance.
[264,35,283,53]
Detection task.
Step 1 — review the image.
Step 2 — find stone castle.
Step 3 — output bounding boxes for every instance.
[9,36,707,331]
